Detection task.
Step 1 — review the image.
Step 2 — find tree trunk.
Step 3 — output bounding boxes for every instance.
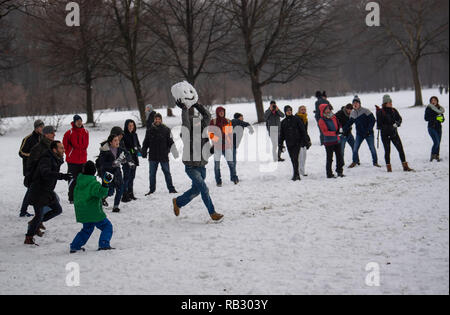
[132,77,146,127]
[251,78,265,123]
[85,75,94,124]
[410,61,424,106]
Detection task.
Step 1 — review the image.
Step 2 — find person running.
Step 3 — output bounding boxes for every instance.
[141,113,178,195]
[264,101,285,162]
[173,101,223,222]
[344,96,380,168]
[376,95,414,172]
[62,115,89,204]
[425,96,445,162]
[18,120,44,217]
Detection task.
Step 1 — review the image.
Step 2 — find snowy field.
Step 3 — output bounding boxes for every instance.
[0,89,448,295]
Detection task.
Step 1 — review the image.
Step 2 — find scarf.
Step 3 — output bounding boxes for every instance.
[297,113,308,125]
[428,103,445,115]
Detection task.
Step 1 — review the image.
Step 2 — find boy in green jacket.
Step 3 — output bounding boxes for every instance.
[70,161,115,253]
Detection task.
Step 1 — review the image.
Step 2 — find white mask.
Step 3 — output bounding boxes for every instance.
[171,81,199,108]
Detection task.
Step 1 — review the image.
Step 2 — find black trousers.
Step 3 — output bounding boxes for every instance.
[68,163,84,202]
[287,144,301,176]
[27,196,63,237]
[325,144,344,176]
[381,134,406,165]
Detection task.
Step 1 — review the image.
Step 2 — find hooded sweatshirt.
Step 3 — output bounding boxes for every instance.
[209,106,233,151]
[73,174,109,223]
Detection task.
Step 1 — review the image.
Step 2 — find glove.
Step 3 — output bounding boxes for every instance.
[210,145,215,155]
[437,115,445,123]
[60,173,73,182]
[102,172,114,187]
[128,161,136,169]
[175,99,187,110]
[306,142,312,150]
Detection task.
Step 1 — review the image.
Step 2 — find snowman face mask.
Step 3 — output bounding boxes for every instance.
[171,81,199,108]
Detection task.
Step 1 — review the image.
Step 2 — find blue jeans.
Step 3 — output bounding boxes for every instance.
[353,133,378,164]
[70,218,113,250]
[176,166,216,215]
[108,183,123,208]
[340,134,355,161]
[149,161,175,192]
[214,149,237,184]
[428,128,442,155]
[122,163,137,194]
[20,188,31,215]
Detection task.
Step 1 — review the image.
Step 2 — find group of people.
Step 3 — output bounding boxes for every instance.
[17,93,445,251]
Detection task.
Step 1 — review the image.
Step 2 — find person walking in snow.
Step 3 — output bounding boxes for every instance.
[318,104,345,178]
[209,106,238,186]
[425,96,445,162]
[62,115,89,204]
[141,113,178,195]
[335,104,355,163]
[296,106,312,176]
[70,161,115,253]
[122,119,141,201]
[264,101,285,162]
[18,120,44,217]
[376,95,414,172]
[24,141,72,246]
[231,113,254,174]
[279,106,309,181]
[343,96,380,168]
[173,101,223,222]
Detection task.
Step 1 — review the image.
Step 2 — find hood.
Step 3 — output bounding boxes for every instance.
[124,119,137,134]
[216,106,226,117]
[319,103,332,118]
[100,142,110,152]
[76,173,96,187]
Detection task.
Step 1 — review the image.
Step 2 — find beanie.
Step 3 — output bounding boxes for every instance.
[43,126,56,135]
[315,91,322,99]
[382,94,392,104]
[284,105,293,114]
[82,161,97,176]
[353,95,361,104]
[110,126,124,136]
[73,115,82,123]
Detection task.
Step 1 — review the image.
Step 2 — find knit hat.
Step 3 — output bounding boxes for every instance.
[145,104,153,112]
[382,94,392,104]
[43,126,56,135]
[322,91,327,98]
[34,119,44,129]
[315,91,322,99]
[284,105,293,114]
[110,126,124,136]
[73,114,82,123]
[353,95,361,104]
[82,161,97,176]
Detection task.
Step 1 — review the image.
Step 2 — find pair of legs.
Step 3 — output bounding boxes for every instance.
[123,163,137,196]
[68,163,83,203]
[26,196,63,237]
[149,161,175,193]
[214,149,237,184]
[298,147,307,176]
[70,218,113,251]
[381,133,406,165]
[176,166,216,215]
[325,144,344,177]
[287,144,301,177]
[108,175,124,209]
[20,188,33,217]
[353,133,378,165]
[428,127,442,157]
[340,134,355,162]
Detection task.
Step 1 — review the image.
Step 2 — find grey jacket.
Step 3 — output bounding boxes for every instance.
[264,109,285,133]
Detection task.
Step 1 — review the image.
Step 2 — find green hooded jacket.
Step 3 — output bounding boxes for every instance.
[74,174,109,223]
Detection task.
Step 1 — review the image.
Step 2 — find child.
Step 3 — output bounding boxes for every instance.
[70,161,115,253]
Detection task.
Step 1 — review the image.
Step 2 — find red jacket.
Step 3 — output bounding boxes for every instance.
[63,123,89,164]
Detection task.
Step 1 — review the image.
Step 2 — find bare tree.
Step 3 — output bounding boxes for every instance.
[222,0,341,122]
[374,0,449,106]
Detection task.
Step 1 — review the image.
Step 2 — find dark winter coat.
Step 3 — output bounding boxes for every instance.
[264,108,285,133]
[62,122,89,165]
[142,123,175,163]
[146,111,157,130]
[123,119,141,166]
[376,107,402,137]
[24,137,53,187]
[279,115,309,148]
[315,98,331,122]
[335,108,352,137]
[318,104,341,146]
[425,104,445,131]
[96,142,127,186]
[180,104,212,167]
[231,118,254,150]
[344,107,376,137]
[19,131,41,176]
[29,150,64,208]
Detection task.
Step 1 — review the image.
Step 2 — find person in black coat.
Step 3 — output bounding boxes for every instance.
[376,95,413,172]
[231,113,255,169]
[279,106,309,181]
[335,104,355,163]
[122,119,141,201]
[18,120,44,217]
[145,104,157,130]
[25,141,72,246]
[425,96,445,162]
[142,113,178,195]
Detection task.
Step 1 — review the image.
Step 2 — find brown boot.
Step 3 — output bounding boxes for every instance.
[402,162,414,172]
[35,229,45,237]
[172,198,180,217]
[210,212,224,222]
[386,164,392,173]
[348,162,358,169]
[24,236,38,246]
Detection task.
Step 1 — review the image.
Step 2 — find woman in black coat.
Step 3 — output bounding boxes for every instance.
[122,119,141,201]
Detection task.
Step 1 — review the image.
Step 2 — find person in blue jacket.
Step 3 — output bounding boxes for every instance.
[344,96,381,168]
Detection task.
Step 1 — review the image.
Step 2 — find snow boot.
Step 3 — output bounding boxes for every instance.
[129,192,137,200]
[121,194,131,203]
[386,164,392,173]
[169,189,178,194]
[24,236,38,246]
[436,154,442,162]
[216,182,223,187]
[172,198,180,217]
[327,174,337,179]
[348,162,358,169]
[291,174,301,181]
[112,207,120,213]
[337,173,345,178]
[210,212,224,222]
[402,162,414,172]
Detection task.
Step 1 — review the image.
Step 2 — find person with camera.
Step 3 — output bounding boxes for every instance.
[264,100,285,162]
[25,141,73,246]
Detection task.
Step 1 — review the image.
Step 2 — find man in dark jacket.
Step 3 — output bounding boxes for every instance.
[264,100,285,162]
[142,113,178,195]
[336,104,355,163]
[122,119,141,201]
[18,120,44,217]
[172,101,223,222]
[25,141,72,246]
[279,106,309,181]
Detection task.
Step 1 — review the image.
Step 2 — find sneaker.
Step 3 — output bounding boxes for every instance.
[172,198,180,217]
[70,248,86,254]
[210,212,224,222]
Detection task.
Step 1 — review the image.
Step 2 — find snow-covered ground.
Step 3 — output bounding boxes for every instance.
[0,89,448,295]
